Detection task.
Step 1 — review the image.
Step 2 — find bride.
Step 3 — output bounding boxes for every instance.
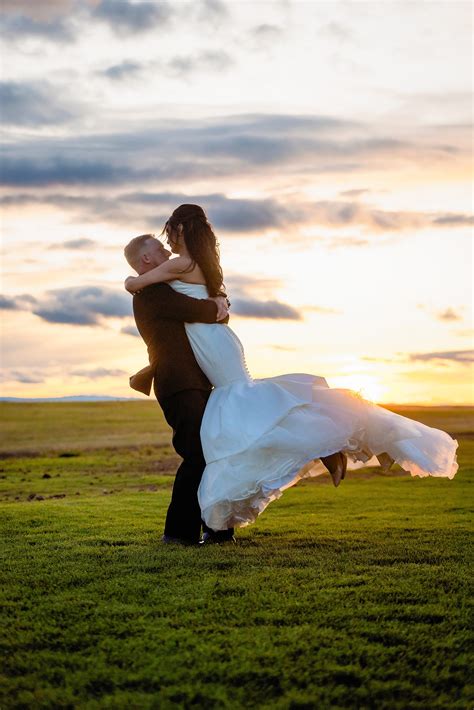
[125,204,458,531]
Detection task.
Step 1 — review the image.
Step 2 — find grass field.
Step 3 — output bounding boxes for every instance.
[1,402,473,709]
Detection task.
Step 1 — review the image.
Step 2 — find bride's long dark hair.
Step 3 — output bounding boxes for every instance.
[163,204,225,297]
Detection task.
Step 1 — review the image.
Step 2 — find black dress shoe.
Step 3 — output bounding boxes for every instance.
[161,535,199,546]
[200,532,237,545]
[321,451,347,487]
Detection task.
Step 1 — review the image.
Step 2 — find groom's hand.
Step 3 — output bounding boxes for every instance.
[209,296,229,321]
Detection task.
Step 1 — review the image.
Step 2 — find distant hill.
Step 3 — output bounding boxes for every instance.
[0,396,141,403]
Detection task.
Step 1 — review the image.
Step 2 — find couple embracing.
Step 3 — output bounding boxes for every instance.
[124,204,458,547]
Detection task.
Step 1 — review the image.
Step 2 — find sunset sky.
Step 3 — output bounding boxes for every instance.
[1,0,472,404]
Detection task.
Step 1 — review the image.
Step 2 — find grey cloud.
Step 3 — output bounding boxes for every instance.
[217,273,300,320]
[209,196,293,231]
[197,0,228,20]
[0,13,75,43]
[121,324,140,337]
[307,201,473,233]
[432,214,474,226]
[0,157,152,187]
[0,294,37,310]
[0,190,294,232]
[71,367,126,378]
[232,298,301,320]
[1,189,472,237]
[253,24,282,38]
[32,287,132,325]
[0,295,21,310]
[409,350,473,364]
[168,50,233,78]
[437,308,462,322]
[0,81,76,127]
[10,370,44,384]
[94,0,172,35]
[0,114,364,187]
[252,24,283,48]
[49,238,97,250]
[1,110,469,189]
[102,61,143,80]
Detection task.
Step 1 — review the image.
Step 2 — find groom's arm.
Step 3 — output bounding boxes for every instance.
[135,283,229,323]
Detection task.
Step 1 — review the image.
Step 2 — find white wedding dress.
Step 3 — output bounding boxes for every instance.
[170,281,458,531]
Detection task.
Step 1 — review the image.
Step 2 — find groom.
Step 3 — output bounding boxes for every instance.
[124,233,234,546]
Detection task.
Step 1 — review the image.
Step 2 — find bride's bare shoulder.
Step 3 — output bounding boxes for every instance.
[167,256,193,271]
[171,257,205,284]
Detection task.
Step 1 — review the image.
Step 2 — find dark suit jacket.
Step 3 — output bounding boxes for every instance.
[131,283,221,403]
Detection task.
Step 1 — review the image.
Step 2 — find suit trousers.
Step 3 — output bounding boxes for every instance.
[159,388,234,543]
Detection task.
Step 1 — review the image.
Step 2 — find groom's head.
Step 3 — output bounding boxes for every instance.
[124,234,171,274]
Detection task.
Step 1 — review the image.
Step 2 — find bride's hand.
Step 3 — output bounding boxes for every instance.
[209,296,229,321]
[124,276,140,294]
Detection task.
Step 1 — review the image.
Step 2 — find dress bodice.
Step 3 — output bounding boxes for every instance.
[168,280,253,388]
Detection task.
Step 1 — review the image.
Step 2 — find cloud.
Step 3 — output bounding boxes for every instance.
[9,370,45,384]
[193,0,229,26]
[49,238,97,250]
[121,324,140,337]
[198,0,228,19]
[93,0,172,35]
[0,11,75,43]
[436,308,462,322]
[432,214,474,226]
[167,50,233,78]
[3,287,133,326]
[102,61,143,81]
[1,112,468,193]
[2,281,301,326]
[0,81,76,126]
[1,188,472,238]
[34,287,132,325]
[0,294,37,310]
[253,24,282,39]
[251,24,283,49]
[71,367,126,378]
[303,200,474,234]
[0,158,151,187]
[0,295,22,310]
[409,350,473,365]
[232,298,301,320]
[0,114,366,188]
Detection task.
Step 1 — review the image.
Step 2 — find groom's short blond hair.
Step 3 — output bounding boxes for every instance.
[124,233,155,270]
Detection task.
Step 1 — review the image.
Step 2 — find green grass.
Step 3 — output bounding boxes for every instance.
[1,403,473,709]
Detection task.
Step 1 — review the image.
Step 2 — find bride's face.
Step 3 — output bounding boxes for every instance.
[165,223,184,254]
